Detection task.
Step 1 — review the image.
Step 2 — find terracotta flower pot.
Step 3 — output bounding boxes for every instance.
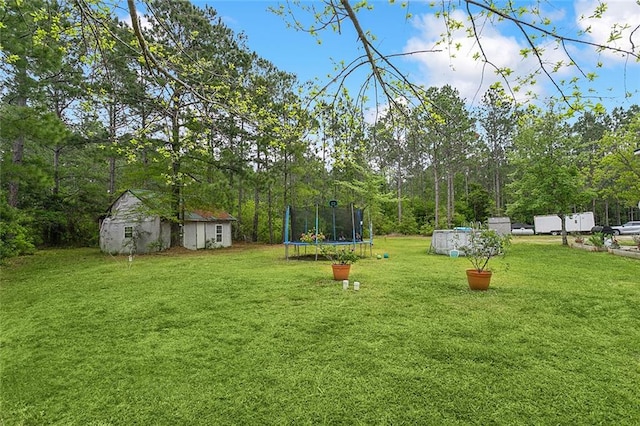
[332,264,351,280]
[466,269,492,291]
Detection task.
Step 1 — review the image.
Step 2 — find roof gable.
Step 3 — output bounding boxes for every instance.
[106,189,172,218]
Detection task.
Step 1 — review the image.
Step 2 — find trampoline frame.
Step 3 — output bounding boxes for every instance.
[284,204,373,260]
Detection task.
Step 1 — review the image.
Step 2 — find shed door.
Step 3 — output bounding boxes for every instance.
[196,222,206,249]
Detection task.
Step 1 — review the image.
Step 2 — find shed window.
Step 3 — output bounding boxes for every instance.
[124,226,133,238]
[216,225,223,243]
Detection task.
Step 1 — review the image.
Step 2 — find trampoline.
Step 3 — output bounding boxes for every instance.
[284,203,373,259]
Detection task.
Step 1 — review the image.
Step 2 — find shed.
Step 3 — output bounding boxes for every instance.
[99,189,235,254]
[488,217,511,236]
[183,209,235,250]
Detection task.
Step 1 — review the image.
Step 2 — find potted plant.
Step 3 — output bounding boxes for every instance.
[320,244,360,280]
[587,232,605,252]
[460,227,511,290]
[572,232,584,245]
[300,229,325,244]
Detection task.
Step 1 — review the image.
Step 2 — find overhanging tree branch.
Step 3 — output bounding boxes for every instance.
[297,0,639,113]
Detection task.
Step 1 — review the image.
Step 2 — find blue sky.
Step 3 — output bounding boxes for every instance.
[194,1,639,112]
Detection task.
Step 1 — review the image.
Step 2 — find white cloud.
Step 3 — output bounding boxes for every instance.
[121,11,152,31]
[399,2,640,106]
[573,0,640,63]
[403,10,553,104]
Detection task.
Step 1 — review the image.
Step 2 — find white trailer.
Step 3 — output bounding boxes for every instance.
[565,212,595,233]
[534,215,562,235]
[534,212,595,235]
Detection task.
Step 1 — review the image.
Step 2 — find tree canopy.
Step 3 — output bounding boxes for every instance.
[1,0,639,258]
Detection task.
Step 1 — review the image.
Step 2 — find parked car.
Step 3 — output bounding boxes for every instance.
[590,225,615,235]
[611,221,640,235]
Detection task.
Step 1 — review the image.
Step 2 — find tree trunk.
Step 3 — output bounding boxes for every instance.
[433,166,440,228]
[252,151,261,243]
[397,160,402,224]
[494,166,501,211]
[109,157,116,195]
[265,153,273,244]
[235,121,245,241]
[8,97,26,207]
[559,213,568,246]
[9,134,25,207]
[170,101,182,248]
[282,150,289,244]
[237,174,243,241]
[53,145,62,195]
[268,185,274,244]
[170,156,182,248]
[447,170,454,227]
[170,158,182,248]
[252,183,260,242]
[108,101,117,194]
[52,94,65,197]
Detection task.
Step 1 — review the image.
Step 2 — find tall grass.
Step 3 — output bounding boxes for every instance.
[1,237,639,425]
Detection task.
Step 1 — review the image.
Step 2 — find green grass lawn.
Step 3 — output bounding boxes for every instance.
[2,237,639,425]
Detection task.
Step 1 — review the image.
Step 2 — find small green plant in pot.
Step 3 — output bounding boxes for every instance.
[320,245,360,264]
[460,227,511,290]
[320,244,360,280]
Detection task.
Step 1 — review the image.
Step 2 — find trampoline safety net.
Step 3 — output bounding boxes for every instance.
[288,205,367,243]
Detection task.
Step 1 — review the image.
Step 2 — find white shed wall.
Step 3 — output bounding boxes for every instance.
[100,217,169,254]
[183,221,233,250]
[99,192,171,254]
[488,217,511,236]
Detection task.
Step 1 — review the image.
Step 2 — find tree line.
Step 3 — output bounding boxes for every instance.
[1,0,639,259]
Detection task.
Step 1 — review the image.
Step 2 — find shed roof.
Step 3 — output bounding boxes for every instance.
[185,209,236,222]
[106,190,235,222]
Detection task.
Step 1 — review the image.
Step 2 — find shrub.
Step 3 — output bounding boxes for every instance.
[588,232,604,248]
[461,227,511,272]
[0,200,35,260]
